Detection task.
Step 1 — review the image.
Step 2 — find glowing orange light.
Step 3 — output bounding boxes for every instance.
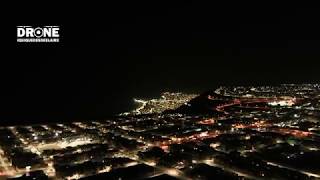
[198,118,215,125]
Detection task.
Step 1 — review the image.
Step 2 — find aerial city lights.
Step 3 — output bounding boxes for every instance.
[1,84,320,179]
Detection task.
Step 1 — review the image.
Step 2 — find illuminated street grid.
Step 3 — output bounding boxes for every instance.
[1,84,320,179]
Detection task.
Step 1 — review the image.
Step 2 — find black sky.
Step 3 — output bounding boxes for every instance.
[2,2,320,124]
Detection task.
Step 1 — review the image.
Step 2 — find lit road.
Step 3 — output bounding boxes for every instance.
[266,161,320,178]
[202,159,262,180]
[133,98,148,114]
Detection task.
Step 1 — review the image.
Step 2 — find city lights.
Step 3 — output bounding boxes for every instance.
[1,85,320,179]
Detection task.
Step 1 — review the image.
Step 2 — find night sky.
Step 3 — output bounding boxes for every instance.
[2,2,320,124]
